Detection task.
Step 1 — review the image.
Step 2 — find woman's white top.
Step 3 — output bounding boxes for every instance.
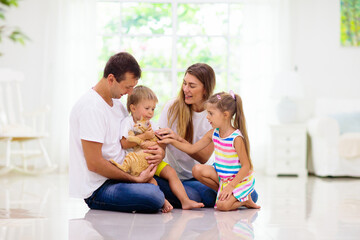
[158,99,214,180]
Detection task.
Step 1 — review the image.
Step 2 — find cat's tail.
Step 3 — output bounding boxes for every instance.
[110,159,122,169]
[109,157,130,173]
[111,152,141,173]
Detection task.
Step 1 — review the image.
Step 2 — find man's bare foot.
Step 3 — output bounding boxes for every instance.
[181,199,205,210]
[162,199,173,213]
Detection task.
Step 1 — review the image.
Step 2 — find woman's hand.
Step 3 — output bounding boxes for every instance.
[155,128,181,142]
[144,144,165,165]
[157,138,174,145]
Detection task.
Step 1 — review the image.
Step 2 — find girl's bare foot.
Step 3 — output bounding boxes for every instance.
[181,199,205,210]
[243,196,261,209]
[162,199,173,213]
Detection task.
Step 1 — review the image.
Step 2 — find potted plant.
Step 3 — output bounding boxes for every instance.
[0,0,28,56]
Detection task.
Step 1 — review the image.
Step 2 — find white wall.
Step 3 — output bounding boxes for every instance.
[290,0,360,120]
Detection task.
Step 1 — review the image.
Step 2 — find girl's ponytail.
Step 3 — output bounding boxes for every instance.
[233,94,253,170]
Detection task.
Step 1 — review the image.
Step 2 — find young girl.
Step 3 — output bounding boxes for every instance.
[120,85,204,212]
[158,91,260,211]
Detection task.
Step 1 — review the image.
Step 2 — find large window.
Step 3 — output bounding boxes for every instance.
[96,1,258,117]
[96,0,277,164]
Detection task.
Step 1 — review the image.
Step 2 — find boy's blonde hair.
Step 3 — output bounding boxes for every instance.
[207,91,253,170]
[127,85,158,113]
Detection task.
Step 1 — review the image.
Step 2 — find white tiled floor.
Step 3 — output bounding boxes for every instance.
[1,172,360,240]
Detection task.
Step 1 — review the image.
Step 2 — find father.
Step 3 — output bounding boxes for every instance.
[69,52,165,213]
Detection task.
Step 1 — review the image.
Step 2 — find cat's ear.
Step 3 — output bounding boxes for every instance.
[140,116,144,121]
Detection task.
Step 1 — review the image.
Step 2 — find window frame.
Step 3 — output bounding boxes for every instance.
[96,0,256,91]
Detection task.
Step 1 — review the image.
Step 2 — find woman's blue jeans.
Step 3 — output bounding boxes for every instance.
[154,176,258,208]
[84,179,165,213]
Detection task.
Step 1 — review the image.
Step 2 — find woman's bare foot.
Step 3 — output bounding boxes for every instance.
[162,199,173,213]
[181,199,205,210]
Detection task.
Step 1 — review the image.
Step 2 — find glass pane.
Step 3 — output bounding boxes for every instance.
[97,36,120,78]
[121,3,172,35]
[228,71,242,94]
[178,4,228,35]
[228,38,242,75]
[176,71,185,88]
[214,71,228,94]
[140,71,172,121]
[97,2,120,35]
[229,4,244,37]
[229,38,243,94]
[120,37,172,69]
[177,37,227,70]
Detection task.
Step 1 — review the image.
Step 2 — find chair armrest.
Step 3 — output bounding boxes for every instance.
[22,105,51,133]
[23,105,51,118]
[307,117,340,139]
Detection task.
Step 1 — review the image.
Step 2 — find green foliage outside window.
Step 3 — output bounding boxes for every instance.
[122,3,172,35]
[96,1,244,119]
[0,0,29,56]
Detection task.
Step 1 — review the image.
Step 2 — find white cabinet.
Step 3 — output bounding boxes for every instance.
[267,124,307,177]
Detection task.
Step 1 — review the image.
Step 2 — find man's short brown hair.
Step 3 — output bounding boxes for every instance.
[103,52,141,82]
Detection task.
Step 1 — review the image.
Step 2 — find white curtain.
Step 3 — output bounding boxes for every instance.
[0,0,97,172]
[230,0,291,170]
[41,0,97,172]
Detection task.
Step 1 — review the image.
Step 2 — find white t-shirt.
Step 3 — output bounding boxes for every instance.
[158,99,214,180]
[120,115,159,154]
[69,89,128,198]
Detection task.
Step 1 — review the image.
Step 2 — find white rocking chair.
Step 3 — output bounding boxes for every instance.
[0,68,57,175]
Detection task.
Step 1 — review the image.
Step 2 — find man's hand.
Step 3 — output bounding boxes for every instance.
[144,144,165,165]
[133,164,157,183]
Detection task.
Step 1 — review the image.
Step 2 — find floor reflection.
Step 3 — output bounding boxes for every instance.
[70,209,167,239]
[214,209,258,240]
[3,173,359,240]
[0,208,44,219]
[194,209,258,240]
[69,208,259,239]
[0,174,51,240]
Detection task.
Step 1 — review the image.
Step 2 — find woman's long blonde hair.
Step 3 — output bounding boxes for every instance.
[207,92,253,169]
[167,63,215,143]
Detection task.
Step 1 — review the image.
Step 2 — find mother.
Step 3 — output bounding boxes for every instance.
[155,63,258,208]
